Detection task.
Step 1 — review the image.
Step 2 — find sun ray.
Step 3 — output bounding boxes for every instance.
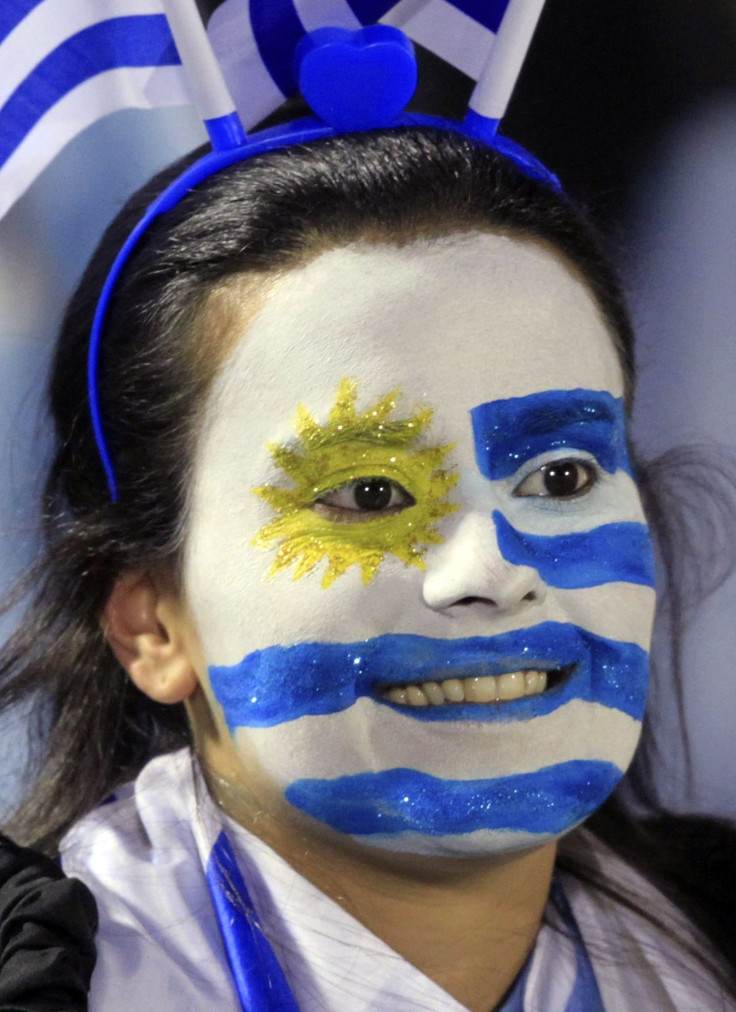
[253,379,458,588]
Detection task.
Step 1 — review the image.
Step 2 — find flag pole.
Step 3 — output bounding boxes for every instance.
[465,0,547,138]
[160,0,246,150]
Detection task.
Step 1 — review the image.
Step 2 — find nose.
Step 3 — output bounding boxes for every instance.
[422,512,546,613]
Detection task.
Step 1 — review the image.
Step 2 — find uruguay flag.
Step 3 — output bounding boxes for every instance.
[0,0,525,220]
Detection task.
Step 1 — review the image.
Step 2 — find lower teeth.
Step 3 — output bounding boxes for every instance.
[382,670,550,707]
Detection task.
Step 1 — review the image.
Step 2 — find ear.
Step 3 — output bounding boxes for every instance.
[102,572,199,704]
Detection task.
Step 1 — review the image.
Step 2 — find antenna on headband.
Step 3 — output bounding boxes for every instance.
[161,0,247,151]
[464,0,547,141]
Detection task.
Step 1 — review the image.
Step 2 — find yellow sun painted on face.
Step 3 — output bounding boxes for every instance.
[252,379,458,588]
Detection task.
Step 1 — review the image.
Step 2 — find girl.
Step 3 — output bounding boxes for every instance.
[1,126,735,1009]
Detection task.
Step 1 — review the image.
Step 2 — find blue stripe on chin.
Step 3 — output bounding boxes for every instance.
[285,760,623,836]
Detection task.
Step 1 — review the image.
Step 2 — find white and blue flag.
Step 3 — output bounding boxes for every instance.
[0,0,522,219]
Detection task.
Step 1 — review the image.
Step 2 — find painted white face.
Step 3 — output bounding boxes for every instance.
[184,233,656,857]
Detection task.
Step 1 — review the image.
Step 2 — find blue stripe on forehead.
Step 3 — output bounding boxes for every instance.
[470,389,631,480]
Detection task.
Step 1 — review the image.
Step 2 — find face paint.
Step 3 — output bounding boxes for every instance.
[210,624,648,728]
[184,233,656,858]
[491,513,655,589]
[470,388,632,480]
[285,762,623,839]
[252,377,457,587]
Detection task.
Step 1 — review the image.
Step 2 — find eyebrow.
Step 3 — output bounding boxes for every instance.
[470,389,630,480]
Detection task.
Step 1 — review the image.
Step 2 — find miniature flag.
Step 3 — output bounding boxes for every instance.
[0,0,515,220]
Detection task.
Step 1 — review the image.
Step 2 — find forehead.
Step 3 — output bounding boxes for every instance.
[208,232,623,433]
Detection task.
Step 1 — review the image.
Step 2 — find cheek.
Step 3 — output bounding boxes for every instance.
[185,516,431,674]
[183,528,267,667]
[185,374,465,669]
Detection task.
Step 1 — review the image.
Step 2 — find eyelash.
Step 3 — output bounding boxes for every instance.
[313,476,416,521]
[513,458,599,500]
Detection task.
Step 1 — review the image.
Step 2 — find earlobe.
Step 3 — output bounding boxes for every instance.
[103,572,198,704]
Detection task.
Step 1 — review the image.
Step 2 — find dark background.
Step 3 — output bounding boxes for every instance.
[413,0,736,231]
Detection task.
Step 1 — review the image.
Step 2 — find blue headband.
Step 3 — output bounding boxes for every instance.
[88,18,559,501]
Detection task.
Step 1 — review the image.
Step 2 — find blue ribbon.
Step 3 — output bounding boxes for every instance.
[206,831,300,1011]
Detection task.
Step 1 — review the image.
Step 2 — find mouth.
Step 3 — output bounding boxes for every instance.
[210,624,648,731]
[376,666,571,708]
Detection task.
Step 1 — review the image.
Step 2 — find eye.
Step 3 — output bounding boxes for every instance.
[314,476,415,520]
[514,459,597,499]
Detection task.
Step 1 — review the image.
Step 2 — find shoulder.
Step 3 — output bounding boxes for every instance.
[0,831,97,1009]
[60,748,238,1011]
[557,828,734,1011]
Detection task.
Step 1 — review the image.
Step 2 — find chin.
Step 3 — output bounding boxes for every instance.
[343,826,562,859]
[283,758,626,859]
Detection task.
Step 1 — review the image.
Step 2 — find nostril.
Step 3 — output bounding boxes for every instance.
[452,590,539,608]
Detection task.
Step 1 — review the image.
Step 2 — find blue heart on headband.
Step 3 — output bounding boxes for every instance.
[295,25,418,133]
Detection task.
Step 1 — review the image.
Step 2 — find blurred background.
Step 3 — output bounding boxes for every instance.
[1,0,735,818]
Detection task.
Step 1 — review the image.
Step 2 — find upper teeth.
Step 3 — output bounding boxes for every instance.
[381,670,548,707]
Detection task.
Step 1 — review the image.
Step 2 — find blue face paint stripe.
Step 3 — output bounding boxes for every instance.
[493,512,656,590]
[285,760,622,836]
[470,389,631,480]
[209,623,649,729]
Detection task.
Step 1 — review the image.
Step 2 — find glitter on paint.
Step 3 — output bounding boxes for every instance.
[252,378,458,588]
[209,623,649,729]
[492,512,656,589]
[470,389,632,481]
[284,760,623,836]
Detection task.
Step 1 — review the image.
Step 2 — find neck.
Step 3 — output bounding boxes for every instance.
[193,707,555,1012]
[299,836,556,1012]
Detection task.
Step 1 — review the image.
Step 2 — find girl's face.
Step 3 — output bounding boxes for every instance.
[183,233,655,858]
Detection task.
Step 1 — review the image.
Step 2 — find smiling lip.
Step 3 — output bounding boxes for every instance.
[375,665,572,708]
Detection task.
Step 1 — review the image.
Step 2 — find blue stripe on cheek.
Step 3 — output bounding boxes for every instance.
[493,512,655,589]
[470,389,631,480]
[285,760,623,837]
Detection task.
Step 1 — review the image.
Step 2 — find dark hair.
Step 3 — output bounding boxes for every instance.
[0,127,734,993]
